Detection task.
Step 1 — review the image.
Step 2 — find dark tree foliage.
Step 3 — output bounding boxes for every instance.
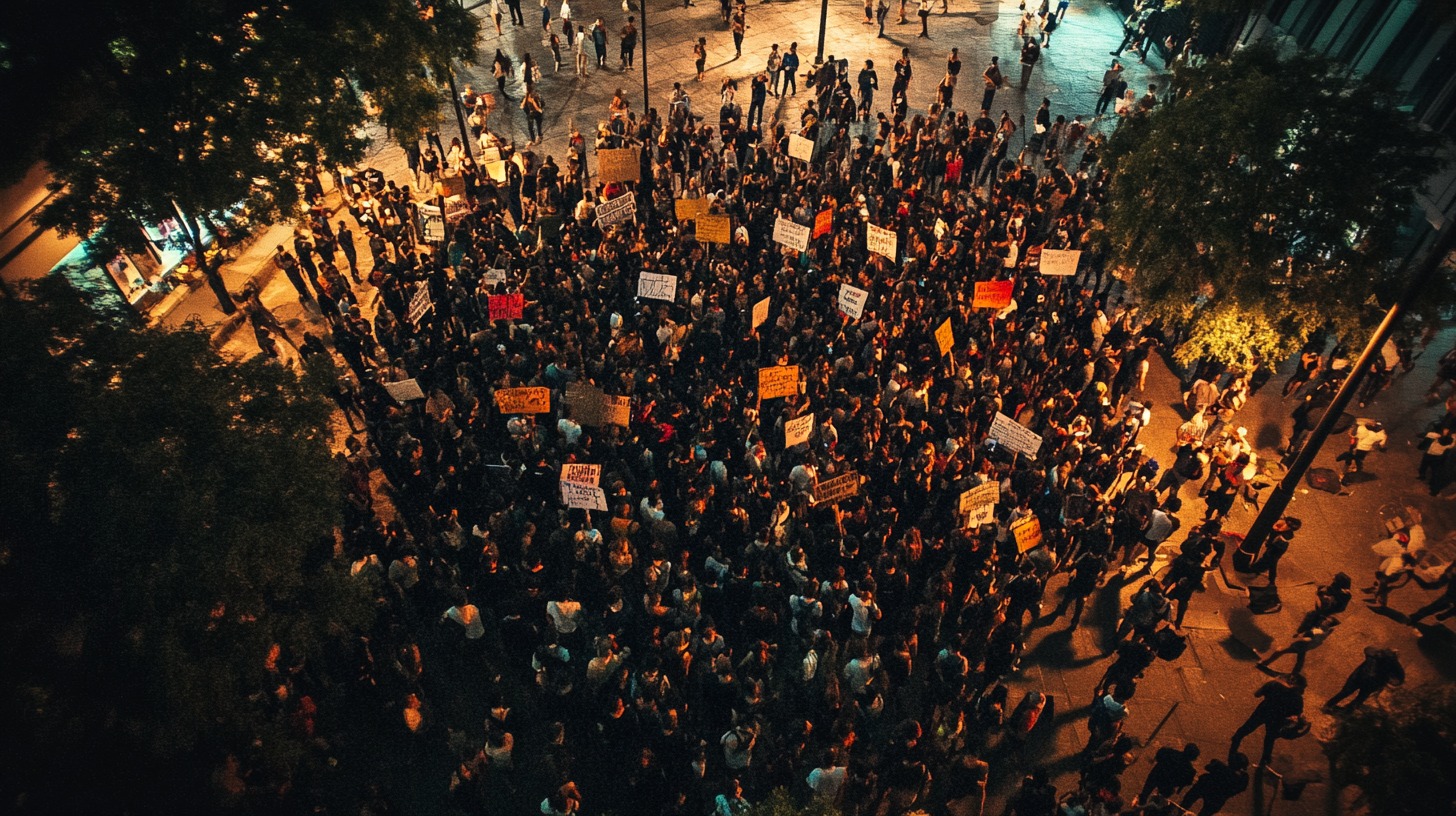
[0,281,376,813]
[1324,684,1456,816]
[1100,44,1440,367]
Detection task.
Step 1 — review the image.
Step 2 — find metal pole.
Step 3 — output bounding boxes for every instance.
[445,66,475,162]
[1240,222,1456,553]
[814,0,829,65]
[640,1,650,119]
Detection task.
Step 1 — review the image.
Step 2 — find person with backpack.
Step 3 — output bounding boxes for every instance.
[1324,646,1404,711]
[1181,754,1250,816]
[1229,673,1306,764]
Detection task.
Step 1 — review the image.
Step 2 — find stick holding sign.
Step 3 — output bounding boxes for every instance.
[560,480,609,511]
[989,412,1043,457]
[784,412,814,448]
[1011,514,1044,553]
[788,134,815,162]
[935,319,955,357]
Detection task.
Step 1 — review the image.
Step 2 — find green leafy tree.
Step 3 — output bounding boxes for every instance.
[29,0,477,314]
[1324,684,1456,816]
[0,281,376,813]
[1100,45,1440,368]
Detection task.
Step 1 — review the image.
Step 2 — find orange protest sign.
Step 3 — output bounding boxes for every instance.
[972,280,1014,309]
[494,387,551,414]
[813,209,833,239]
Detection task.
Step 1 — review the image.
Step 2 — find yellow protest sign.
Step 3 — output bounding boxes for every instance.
[597,147,641,183]
[757,365,800,400]
[696,213,733,244]
[675,198,707,221]
[1011,515,1044,553]
[494,387,551,414]
[935,319,955,356]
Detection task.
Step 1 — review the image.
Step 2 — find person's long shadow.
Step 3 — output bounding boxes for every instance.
[1023,627,1103,670]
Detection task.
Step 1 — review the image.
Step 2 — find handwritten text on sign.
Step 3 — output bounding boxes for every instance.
[596,147,640,183]
[495,387,551,414]
[1012,514,1044,553]
[638,272,678,302]
[959,481,1001,528]
[773,217,810,253]
[935,319,955,356]
[989,411,1043,457]
[972,280,1014,309]
[785,413,814,448]
[596,193,637,227]
[788,133,815,162]
[674,197,707,221]
[866,224,897,259]
[602,395,631,426]
[561,463,602,487]
[560,480,609,511]
[696,213,733,244]
[1038,248,1081,277]
[838,283,869,320]
[408,284,433,325]
[813,472,861,505]
[751,297,770,331]
[813,208,833,239]
[488,292,524,321]
[384,379,426,403]
[757,365,801,400]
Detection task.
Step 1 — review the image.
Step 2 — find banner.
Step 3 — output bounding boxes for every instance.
[675,197,707,221]
[813,208,834,239]
[488,292,524,321]
[596,193,638,227]
[1039,248,1081,277]
[494,387,551,414]
[989,412,1043,457]
[788,134,815,162]
[812,471,861,505]
[408,283,433,325]
[757,365,801,400]
[838,283,869,320]
[696,213,733,244]
[1011,514,1044,553]
[958,481,1000,528]
[638,272,678,302]
[784,413,814,448]
[561,480,609,511]
[751,297,771,332]
[972,280,1014,309]
[935,319,955,356]
[384,378,426,402]
[773,217,810,253]
[597,147,640,183]
[561,463,602,487]
[866,224,897,259]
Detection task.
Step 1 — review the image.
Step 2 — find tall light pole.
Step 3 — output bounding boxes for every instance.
[814,0,829,65]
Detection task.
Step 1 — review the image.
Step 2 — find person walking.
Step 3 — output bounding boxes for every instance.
[1336,419,1387,481]
[693,37,708,82]
[490,0,505,35]
[1229,673,1306,765]
[981,56,1003,112]
[891,48,912,99]
[592,19,608,69]
[876,0,890,36]
[1408,561,1456,634]
[575,28,590,77]
[494,49,516,100]
[856,60,878,119]
[1095,60,1123,115]
[273,245,315,303]
[1324,646,1404,712]
[747,72,768,129]
[522,88,545,143]
[507,0,525,26]
[336,221,361,282]
[620,17,637,69]
[1018,36,1041,89]
[540,0,552,30]
[781,43,800,96]
[1256,616,1338,676]
[765,44,783,96]
[917,0,932,37]
[731,10,747,58]
[1181,754,1250,816]
[1137,743,1200,806]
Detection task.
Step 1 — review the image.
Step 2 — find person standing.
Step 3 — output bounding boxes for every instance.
[1095,60,1123,115]
[540,0,552,30]
[274,245,315,303]
[781,43,800,96]
[891,48,913,98]
[693,37,708,82]
[506,0,525,25]
[620,17,637,69]
[1055,0,1070,21]
[731,9,747,58]
[1336,420,1388,479]
[857,60,878,119]
[981,56,1003,112]
[917,0,932,37]
[575,28,590,77]
[1018,36,1041,89]
[1229,673,1306,764]
[336,221,360,283]
[876,0,890,37]
[1137,743,1200,806]
[490,0,504,35]
[747,72,768,129]
[766,43,783,96]
[592,19,608,69]
[1418,426,1455,492]
[522,87,545,143]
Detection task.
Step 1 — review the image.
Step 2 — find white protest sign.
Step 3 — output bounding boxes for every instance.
[408,283,433,325]
[989,412,1043,457]
[838,283,869,320]
[788,134,815,162]
[784,413,814,448]
[560,480,609,511]
[638,272,678,302]
[866,224,897,260]
[1039,248,1082,277]
[484,267,507,287]
[384,378,426,402]
[596,194,638,227]
[561,463,602,487]
[958,481,1001,528]
[751,297,770,332]
[773,217,811,253]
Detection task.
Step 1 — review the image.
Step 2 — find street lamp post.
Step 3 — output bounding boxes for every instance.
[444,67,475,162]
[814,0,829,65]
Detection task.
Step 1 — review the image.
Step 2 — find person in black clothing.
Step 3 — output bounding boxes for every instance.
[1296,572,1351,635]
[1229,673,1305,764]
[857,60,878,119]
[1137,742,1200,804]
[1324,646,1404,711]
[1181,753,1250,816]
[337,221,361,282]
[1005,768,1056,816]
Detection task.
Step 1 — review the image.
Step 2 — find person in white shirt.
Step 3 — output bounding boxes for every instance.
[807,751,848,802]
[849,581,882,637]
[442,599,485,640]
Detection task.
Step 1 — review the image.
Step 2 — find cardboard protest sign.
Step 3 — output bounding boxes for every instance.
[494,387,551,414]
[561,463,602,487]
[866,224,897,259]
[972,280,1015,309]
[784,413,814,448]
[488,292,524,321]
[484,158,507,183]
[1011,514,1044,553]
[566,382,606,426]
[774,217,810,253]
[596,193,637,227]
[958,481,1000,528]
[838,283,870,320]
[696,213,733,244]
[1039,248,1081,277]
[384,378,426,403]
[813,208,834,239]
[603,395,631,427]
[989,412,1043,457]
[788,134,815,162]
[596,147,640,183]
[483,267,508,287]
[408,284,433,325]
[438,174,465,197]
[812,471,861,505]
[638,272,678,302]
[935,319,955,356]
[560,480,609,511]
[751,297,770,332]
[757,365,801,400]
[675,197,706,221]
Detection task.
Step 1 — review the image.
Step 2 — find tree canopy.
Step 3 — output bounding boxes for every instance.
[1100,44,1440,367]
[0,281,375,813]
[1324,683,1456,816]
[25,0,478,312]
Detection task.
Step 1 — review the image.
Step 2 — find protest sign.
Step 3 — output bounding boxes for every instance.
[596,193,637,227]
[813,208,834,239]
[603,395,631,427]
[751,297,771,332]
[1039,248,1081,277]
[989,412,1043,457]
[418,204,446,243]
[1011,514,1044,553]
[484,158,507,183]
[408,284,433,325]
[784,413,814,448]
[597,147,640,183]
[696,213,733,244]
[488,292,524,321]
[838,283,869,320]
[638,272,678,302]
[384,379,426,403]
[566,383,606,426]
[675,197,706,221]
[866,224,897,259]
[935,319,955,356]
[788,134,815,162]
[958,481,1000,528]
[560,480,609,511]
[757,365,801,400]
[483,267,508,287]
[773,217,810,253]
[494,387,551,414]
[972,280,1014,309]
[438,174,465,197]
[1023,243,1043,272]
[813,472,861,505]
[561,463,602,487]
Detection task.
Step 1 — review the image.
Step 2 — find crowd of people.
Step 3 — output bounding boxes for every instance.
[226,4,1444,816]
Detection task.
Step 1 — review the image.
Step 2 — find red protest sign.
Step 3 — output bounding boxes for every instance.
[488,293,524,321]
[971,280,1014,310]
[812,209,833,239]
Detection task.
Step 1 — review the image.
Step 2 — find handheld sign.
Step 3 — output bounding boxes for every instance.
[561,463,602,487]
[561,480,609,511]
[483,267,508,287]
[812,471,861,505]
[935,319,955,356]
[785,413,814,448]
[602,395,631,427]
[675,198,706,221]
[866,224,897,260]
[788,134,815,162]
[813,208,834,239]
[408,284,433,325]
[638,272,678,302]
[757,365,801,400]
[751,297,771,332]
[384,379,426,403]
[495,387,551,414]
[596,193,637,227]
[959,481,1000,528]
[1011,514,1044,553]
[773,217,811,253]
[1039,248,1081,277]
[972,280,1014,309]
[989,412,1043,457]
[696,213,733,244]
[596,147,641,183]
[488,292,525,321]
[838,283,869,320]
